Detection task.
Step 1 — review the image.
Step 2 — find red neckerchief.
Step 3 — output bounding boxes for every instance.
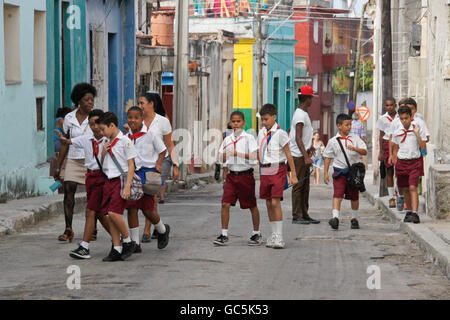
[338,136,353,148]
[259,125,280,160]
[223,134,243,151]
[109,137,120,157]
[91,138,104,157]
[128,131,146,144]
[397,124,415,143]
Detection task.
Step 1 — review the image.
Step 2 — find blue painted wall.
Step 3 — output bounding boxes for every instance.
[0,0,50,198]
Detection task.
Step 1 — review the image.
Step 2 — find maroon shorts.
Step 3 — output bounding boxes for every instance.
[333,174,359,201]
[85,170,105,212]
[125,194,155,211]
[101,177,126,215]
[260,164,287,200]
[395,158,424,188]
[222,171,257,209]
[382,140,393,168]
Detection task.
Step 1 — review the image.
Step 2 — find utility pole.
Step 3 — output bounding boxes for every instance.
[255,4,263,125]
[348,39,357,114]
[352,1,369,106]
[174,0,189,180]
[379,0,393,197]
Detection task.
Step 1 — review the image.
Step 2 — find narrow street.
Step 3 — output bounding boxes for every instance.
[0,182,448,300]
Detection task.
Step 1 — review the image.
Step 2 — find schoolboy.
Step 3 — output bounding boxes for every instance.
[214,111,262,246]
[376,97,398,208]
[58,109,111,259]
[391,106,427,223]
[323,114,367,230]
[125,106,170,252]
[257,104,298,249]
[97,112,138,261]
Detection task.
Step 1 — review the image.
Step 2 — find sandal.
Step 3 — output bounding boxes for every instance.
[58,228,74,242]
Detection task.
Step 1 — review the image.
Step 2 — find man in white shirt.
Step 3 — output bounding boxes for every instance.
[289,85,319,225]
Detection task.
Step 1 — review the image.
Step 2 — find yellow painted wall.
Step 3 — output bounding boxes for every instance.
[233,39,254,110]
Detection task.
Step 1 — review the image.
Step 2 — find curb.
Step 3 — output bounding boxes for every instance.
[363,191,450,279]
[0,193,87,237]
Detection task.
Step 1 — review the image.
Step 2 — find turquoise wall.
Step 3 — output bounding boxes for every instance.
[265,21,297,131]
[0,0,50,198]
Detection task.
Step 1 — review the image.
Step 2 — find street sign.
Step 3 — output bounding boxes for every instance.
[357,106,370,121]
[347,100,356,110]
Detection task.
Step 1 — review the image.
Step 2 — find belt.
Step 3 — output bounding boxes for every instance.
[260,162,286,168]
[87,169,102,173]
[398,157,421,161]
[230,168,254,175]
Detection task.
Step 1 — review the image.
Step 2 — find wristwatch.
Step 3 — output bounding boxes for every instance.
[172,163,179,168]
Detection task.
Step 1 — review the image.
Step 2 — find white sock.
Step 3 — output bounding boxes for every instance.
[352,210,358,219]
[252,230,261,236]
[114,246,122,253]
[332,209,339,218]
[122,237,131,243]
[80,241,89,250]
[221,229,228,237]
[273,221,283,235]
[130,227,140,245]
[270,222,276,234]
[155,220,166,234]
[388,187,394,198]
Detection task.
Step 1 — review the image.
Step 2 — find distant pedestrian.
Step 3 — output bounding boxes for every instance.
[54,107,72,153]
[54,83,96,243]
[213,111,261,246]
[391,106,427,224]
[57,109,111,259]
[289,85,319,225]
[125,106,170,253]
[97,112,138,262]
[258,104,298,249]
[350,112,367,144]
[323,114,367,230]
[312,132,325,185]
[376,97,398,208]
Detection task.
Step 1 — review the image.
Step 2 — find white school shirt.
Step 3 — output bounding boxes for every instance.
[102,131,138,179]
[143,114,172,157]
[376,112,398,140]
[70,134,108,171]
[257,123,290,165]
[63,109,92,159]
[392,124,427,160]
[289,108,313,157]
[322,133,367,169]
[389,116,430,139]
[218,130,258,172]
[128,128,167,170]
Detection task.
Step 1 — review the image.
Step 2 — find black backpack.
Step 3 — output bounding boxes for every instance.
[336,138,366,190]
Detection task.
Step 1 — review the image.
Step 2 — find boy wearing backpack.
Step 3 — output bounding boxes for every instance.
[323,114,367,230]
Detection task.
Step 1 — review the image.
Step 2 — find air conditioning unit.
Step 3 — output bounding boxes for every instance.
[411,23,421,51]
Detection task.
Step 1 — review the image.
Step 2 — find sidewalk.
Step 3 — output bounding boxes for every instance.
[363,170,450,279]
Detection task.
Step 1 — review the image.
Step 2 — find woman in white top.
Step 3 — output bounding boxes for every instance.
[138,92,179,242]
[55,83,97,242]
[312,132,325,185]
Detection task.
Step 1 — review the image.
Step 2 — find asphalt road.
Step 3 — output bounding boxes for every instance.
[0,181,449,300]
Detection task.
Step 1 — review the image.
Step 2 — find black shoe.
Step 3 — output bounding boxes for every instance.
[351,218,360,229]
[157,225,170,249]
[151,229,159,239]
[141,233,151,243]
[134,244,142,253]
[292,217,310,225]
[213,234,229,246]
[410,212,420,224]
[70,246,91,259]
[304,216,321,224]
[329,217,339,230]
[102,248,122,262]
[121,241,137,260]
[404,211,413,223]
